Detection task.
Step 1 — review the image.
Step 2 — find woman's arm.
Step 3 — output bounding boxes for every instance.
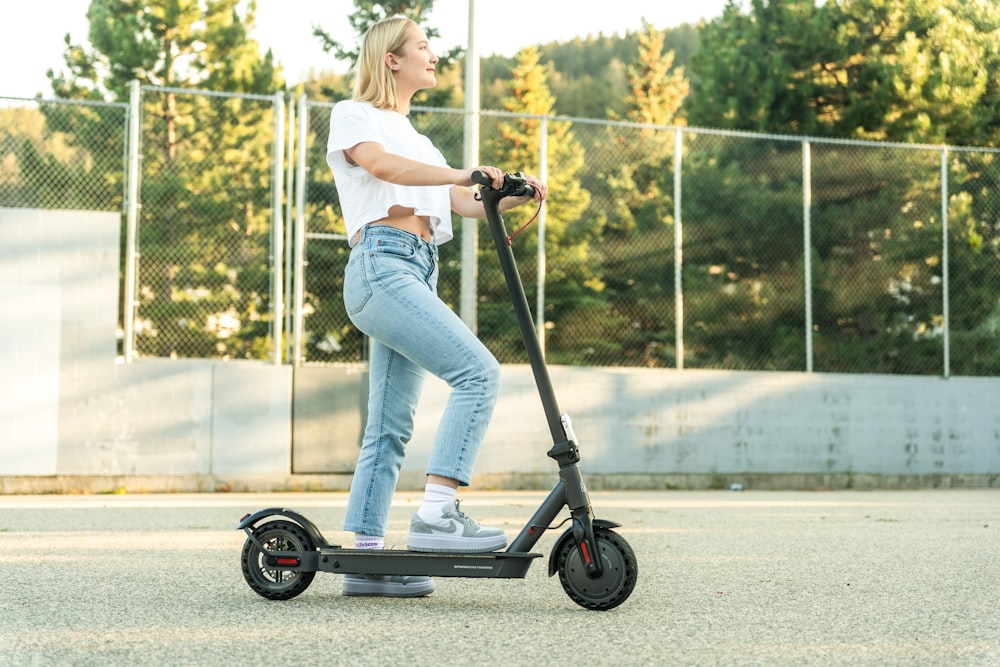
[345,141,503,189]
[346,140,546,219]
[449,174,547,219]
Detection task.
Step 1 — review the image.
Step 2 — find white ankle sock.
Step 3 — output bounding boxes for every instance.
[417,483,456,522]
[354,534,384,550]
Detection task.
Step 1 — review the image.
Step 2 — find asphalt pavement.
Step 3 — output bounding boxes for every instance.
[1,489,997,666]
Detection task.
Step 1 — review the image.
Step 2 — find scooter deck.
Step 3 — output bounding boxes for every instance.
[265,547,543,579]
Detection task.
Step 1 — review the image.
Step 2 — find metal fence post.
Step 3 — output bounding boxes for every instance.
[460,0,480,332]
[270,92,285,365]
[941,147,950,379]
[674,128,684,370]
[284,94,296,364]
[123,79,142,363]
[803,140,814,372]
[292,94,309,367]
[536,117,548,356]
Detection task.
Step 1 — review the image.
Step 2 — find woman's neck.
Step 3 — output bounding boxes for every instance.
[394,87,415,116]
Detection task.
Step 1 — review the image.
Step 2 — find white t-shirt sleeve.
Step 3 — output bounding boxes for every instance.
[327,103,382,177]
[325,100,456,246]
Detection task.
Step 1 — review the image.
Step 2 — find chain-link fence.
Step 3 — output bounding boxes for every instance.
[0,97,128,212]
[132,87,282,360]
[3,90,999,376]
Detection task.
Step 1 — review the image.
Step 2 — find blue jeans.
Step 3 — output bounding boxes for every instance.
[341,224,502,537]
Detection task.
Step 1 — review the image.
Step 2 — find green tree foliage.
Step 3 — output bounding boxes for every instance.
[479,46,594,362]
[687,0,1000,146]
[480,24,700,118]
[13,0,998,373]
[0,103,126,212]
[686,0,827,135]
[597,20,688,237]
[581,21,691,367]
[312,0,462,71]
[487,47,590,245]
[49,0,280,100]
[945,149,1000,376]
[48,0,287,359]
[683,0,1000,374]
[622,20,689,128]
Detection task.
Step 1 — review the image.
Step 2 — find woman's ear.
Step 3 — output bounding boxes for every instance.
[385,53,398,71]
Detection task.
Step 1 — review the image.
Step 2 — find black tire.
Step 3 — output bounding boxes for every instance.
[241,520,316,600]
[556,528,637,611]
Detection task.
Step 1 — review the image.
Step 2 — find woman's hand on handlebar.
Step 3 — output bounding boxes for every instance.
[469,167,547,202]
[454,168,547,220]
[462,166,503,189]
[521,174,547,203]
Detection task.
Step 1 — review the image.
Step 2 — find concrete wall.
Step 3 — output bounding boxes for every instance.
[2,207,998,492]
[1,208,119,476]
[0,209,295,486]
[443,366,1000,488]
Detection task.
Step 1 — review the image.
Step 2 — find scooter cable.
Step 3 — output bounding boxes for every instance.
[507,200,543,244]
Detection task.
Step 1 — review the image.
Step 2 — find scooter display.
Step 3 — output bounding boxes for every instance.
[238,171,638,610]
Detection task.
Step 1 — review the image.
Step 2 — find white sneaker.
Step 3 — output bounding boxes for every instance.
[406,500,508,553]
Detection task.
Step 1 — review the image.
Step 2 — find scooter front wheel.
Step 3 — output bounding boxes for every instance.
[556,528,637,610]
[241,520,316,600]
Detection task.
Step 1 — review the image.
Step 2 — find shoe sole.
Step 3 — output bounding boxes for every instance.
[406,533,508,553]
[342,579,435,597]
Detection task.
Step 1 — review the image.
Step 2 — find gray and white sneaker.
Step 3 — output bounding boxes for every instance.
[342,573,435,597]
[407,500,508,553]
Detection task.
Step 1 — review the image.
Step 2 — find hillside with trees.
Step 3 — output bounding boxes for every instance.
[2,0,997,374]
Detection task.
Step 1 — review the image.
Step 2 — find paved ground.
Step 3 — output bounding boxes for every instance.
[0,489,997,666]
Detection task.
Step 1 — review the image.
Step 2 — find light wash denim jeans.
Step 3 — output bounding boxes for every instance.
[341,224,501,537]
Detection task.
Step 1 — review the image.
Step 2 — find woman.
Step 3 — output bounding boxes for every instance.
[326,16,547,598]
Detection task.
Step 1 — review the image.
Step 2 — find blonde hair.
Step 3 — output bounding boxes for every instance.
[351,16,416,110]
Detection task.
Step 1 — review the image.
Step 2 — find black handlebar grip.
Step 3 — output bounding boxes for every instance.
[472,170,535,199]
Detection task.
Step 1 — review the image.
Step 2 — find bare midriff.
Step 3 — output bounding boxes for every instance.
[364,205,433,243]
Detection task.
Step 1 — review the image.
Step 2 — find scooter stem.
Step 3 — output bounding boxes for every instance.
[476,173,604,578]
[477,179,565,445]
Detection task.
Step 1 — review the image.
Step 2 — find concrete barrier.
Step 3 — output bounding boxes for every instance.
[2,207,997,493]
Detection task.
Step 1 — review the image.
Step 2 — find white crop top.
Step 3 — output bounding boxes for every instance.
[326,99,454,246]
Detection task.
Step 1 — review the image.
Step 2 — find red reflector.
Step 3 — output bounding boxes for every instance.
[580,542,591,565]
[240,513,251,522]
[276,558,299,566]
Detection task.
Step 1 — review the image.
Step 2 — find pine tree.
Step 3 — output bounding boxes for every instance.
[479,46,598,362]
[624,19,689,128]
[49,0,287,359]
[486,46,590,249]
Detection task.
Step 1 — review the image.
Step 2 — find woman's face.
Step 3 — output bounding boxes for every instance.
[388,25,439,93]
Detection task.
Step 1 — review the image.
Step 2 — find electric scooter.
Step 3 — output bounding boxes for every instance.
[237,171,638,610]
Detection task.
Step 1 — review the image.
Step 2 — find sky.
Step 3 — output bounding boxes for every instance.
[1,0,731,99]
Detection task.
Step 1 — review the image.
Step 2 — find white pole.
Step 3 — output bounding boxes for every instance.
[270,93,285,365]
[292,94,309,366]
[460,0,480,331]
[803,140,814,373]
[123,79,141,363]
[536,117,548,355]
[674,128,684,369]
[284,94,296,363]
[941,147,950,379]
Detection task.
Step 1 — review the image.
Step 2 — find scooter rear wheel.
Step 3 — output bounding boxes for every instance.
[241,520,316,600]
[556,527,637,610]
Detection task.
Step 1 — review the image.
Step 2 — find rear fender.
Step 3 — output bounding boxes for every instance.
[237,507,334,548]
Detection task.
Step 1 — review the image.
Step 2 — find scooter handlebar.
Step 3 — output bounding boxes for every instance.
[472,170,536,199]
